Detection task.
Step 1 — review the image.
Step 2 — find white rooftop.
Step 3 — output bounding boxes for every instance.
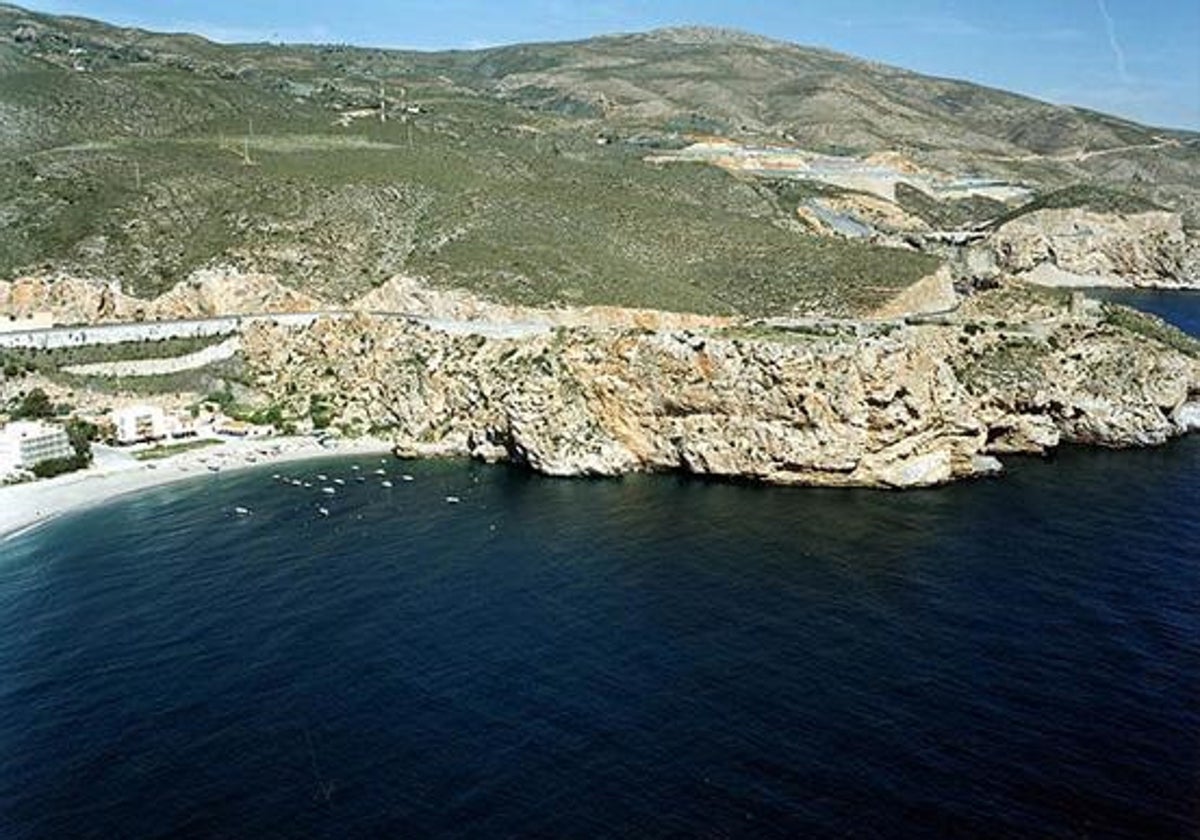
[1,421,62,439]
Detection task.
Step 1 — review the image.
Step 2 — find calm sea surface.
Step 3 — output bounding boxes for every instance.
[1,295,1197,839]
[1085,287,1200,335]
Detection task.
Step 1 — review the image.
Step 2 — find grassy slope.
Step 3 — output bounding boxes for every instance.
[0,5,1195,316]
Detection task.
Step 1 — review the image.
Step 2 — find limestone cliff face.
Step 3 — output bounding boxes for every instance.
[992,209,1197,289]
[354,274,734,331]
[0,267,321,324]
[0,275,138,324]
[0,268,729,332]
[240,305,1199,489]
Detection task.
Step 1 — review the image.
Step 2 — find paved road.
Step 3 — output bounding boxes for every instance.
[0,310,553,350]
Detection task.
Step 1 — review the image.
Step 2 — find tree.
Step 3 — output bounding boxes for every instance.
[65,418,96,465]
[14,388,53,420]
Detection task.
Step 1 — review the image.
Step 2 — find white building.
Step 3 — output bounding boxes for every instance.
[0,312,54,334]
[0,422,74,474]
[113,405,168,445]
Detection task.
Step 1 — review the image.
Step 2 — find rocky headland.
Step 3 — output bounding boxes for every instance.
[990,209,1200,290]
[238,285,1199,489]
[3,6,1199,491]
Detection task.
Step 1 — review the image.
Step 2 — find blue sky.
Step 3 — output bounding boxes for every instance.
[18,0,1200,129]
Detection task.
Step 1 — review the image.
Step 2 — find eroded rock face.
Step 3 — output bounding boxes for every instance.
[871,265,958,318]
[0,267,322,324]
[0,275,138,324]
[240,308,1198,489]
[355,274,734,331]
[0,269,729,331]
[992,209,1197,289]
[146,267,323,319]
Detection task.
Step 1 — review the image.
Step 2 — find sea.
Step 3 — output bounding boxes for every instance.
[1,291,1197,839]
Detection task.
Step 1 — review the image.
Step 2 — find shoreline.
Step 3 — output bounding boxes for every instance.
[0,435,395,543]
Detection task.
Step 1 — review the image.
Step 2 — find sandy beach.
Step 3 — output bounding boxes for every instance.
[0,435,395,542]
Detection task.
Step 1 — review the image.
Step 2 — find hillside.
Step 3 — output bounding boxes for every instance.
[1,4,1197,315]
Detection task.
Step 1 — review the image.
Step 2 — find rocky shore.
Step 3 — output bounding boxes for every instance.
[240,285,1199,489]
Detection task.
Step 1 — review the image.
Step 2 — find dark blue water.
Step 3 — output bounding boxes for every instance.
[1085,287,1200,336]
[2,443,1198,839]
[2,293,1199,839]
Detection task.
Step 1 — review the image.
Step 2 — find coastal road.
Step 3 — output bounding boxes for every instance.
[0,310,554,350]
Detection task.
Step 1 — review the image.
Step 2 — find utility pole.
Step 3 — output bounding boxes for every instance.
[243,118,255,166]
[379,82,387,124]
[398,86,413,147]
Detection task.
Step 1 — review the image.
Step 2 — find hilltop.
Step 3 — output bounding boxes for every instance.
[0,4,1197,316]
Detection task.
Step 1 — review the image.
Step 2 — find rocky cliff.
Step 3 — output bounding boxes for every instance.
[992,209,1199,289]
[0,267,322,325]
[240,285,1199,488]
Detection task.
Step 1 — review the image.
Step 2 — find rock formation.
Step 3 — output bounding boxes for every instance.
[992,209,1198,289]
[0,267,323,325]
[240,285,1199,489]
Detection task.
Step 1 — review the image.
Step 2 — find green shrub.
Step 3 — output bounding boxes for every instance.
[65,418,97,463]
[32,454,90,479]
[309,395,335,430]
[13,388,53,420]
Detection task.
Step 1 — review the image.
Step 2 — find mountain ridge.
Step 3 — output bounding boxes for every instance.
[1,3,1197,312]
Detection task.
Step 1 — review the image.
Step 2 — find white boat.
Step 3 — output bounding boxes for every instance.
[235,506,252,517]
[381,480,394,488]
[317,507,330,517]
[317,474,328,481]
[373,469,387,476]
[333,478,346,486]
[401,475,414,482]
[303,482,313,488]
[446,496,461,504]
[322,487,336,496]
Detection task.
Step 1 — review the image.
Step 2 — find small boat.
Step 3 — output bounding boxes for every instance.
[272,474,281,481]
[317,507,330,517]
[317,474,328,482]
[322,487,336,496]
[373,469,387,476]
[445,496,461,504]
[351,465,360,472]
[355,476,366,483]
[303,482,313,488]
[401,475,414,482]
[234,506,252,517]
[381,480,394,488]
[333,478,346,486]
[291,479,302,487]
